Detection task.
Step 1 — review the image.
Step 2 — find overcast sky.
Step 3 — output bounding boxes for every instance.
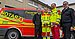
[39,0,75,6]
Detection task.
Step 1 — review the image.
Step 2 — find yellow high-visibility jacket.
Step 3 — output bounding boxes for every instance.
[41,12,51,26]
[50,8,61,24]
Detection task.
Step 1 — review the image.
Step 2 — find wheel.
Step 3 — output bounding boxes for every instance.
[5,29,21,39]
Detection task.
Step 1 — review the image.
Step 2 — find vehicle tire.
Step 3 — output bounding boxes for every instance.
[5,29,21,39]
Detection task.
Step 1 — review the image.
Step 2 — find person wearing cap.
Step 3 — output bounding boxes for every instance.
[33,9,42,39]
[41,8,51,39]
[50,3,61,39]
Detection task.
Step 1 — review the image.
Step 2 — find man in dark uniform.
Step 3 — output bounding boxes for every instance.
[60,1,75,39]
[71,11,75,39]
[33,9,42,39]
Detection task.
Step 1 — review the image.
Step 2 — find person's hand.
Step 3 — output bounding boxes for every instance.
[55,25,57,27]
[73,27,75,30]
[60,27,63,30]
[71,27,73,31]
[73,28,75,30]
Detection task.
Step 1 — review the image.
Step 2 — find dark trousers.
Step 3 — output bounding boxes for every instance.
[35,25,42,39]
[71,30,75,39]
[62,23,71,39]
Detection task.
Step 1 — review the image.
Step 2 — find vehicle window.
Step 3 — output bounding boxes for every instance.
[24,10,37,19]
[4,10,37,20]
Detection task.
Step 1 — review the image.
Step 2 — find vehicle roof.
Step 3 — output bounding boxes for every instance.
[3,8,36,11]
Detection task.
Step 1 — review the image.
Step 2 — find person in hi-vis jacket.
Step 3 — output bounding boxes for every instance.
[50,3,61,39]
[41,8,51,39]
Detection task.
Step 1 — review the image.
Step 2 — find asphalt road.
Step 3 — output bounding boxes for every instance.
[0,37,34,39]
[0,34,74,39]
[0,37,62,39]
[0,36,3,39]
[0,36,73,39]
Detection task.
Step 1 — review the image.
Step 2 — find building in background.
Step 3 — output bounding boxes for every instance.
[0,0,51,10]
[39,0,75,11]
[0,0,5,8]
[0,0,25,8]
[57,3,75,11]
[25,0,51,10]
[0,0,75,10]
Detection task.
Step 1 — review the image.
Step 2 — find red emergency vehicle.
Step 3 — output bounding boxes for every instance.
[0,8,37,39]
